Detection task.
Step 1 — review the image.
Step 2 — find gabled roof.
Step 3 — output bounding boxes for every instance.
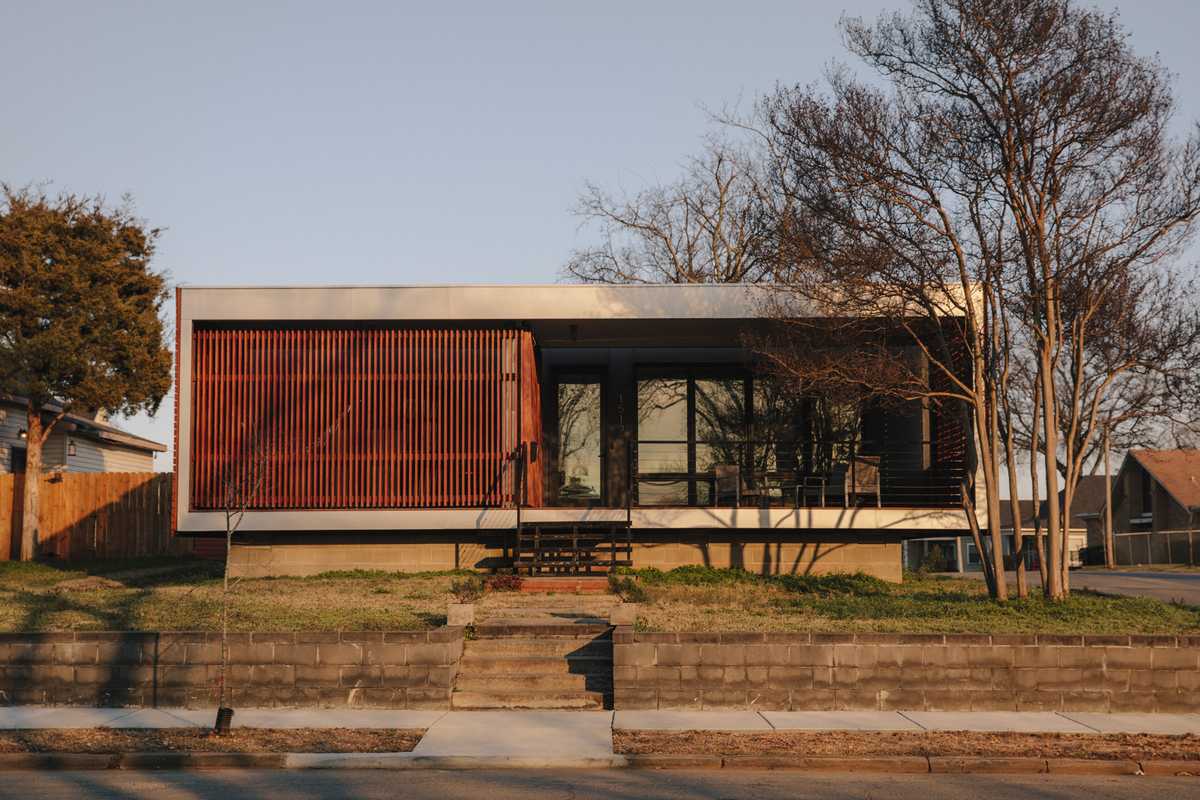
[999,499,1038,529]
[1127,449,1200,513]
[1063,475,1109,526]
[1,397,166,454]
[1003,476,1111,531]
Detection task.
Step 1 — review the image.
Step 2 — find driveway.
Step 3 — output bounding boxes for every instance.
[952,569,1200,605]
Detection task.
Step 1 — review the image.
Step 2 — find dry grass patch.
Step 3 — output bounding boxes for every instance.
[0,728,423,754]
[0,559,462,632]
[614,730,1200,761]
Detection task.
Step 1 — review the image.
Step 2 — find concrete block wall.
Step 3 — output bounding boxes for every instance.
[613,629,1200,713]
[0,629,464,709]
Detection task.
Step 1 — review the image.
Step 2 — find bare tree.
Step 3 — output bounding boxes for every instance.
[761,0,1200,600]
[564,139,778,284]
[212,404,351,733]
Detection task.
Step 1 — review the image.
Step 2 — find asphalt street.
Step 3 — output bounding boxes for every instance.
[0,770,1194,800]
[957,569,1200,605]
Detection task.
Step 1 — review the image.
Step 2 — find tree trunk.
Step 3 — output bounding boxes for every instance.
[1103,429,1116,569]
[1004,438,1028,598]
[1038,348,1065,600]
[19,407,45,562]
[985,389,1008,600]
[1029,379,1048,592]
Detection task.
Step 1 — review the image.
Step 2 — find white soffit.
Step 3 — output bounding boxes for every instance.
[178,284,807,322]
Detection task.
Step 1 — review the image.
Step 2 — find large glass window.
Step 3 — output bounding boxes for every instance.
[635,377,690,505]
[636,374,751,505]
[556,380,603,505]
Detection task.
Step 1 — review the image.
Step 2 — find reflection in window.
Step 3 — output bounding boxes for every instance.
[557,382,602,504]
[753,380,800,468]
[636,378,689,506]
[637,378,687,440]
[695,379,746,471]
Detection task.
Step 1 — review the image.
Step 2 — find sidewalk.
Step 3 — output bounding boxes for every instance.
[2,707,1200,757]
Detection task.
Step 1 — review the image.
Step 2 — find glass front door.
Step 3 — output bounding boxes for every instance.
[554,378,604,506]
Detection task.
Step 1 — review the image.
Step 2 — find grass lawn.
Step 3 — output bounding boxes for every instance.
[0,558,460,632]
[616,567,1200,634]
[5,558,1200,635]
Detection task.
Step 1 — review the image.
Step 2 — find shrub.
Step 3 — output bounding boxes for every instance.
[772,571,889,597]
[485,574,524,592]
[449,575,485,603]
[608,573,648,603]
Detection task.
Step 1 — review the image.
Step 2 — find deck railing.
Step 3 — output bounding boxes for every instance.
[633,436,966,509]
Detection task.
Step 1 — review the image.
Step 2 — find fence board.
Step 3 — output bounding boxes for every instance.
[0,472,187,561]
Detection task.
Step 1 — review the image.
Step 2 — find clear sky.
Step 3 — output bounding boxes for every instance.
[5,1,1198,472]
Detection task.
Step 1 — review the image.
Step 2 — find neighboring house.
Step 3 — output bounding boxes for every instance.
[0,398,166,474]
[1103,450,1200,565]
[173,284,980,579]
[905,481,1104,573]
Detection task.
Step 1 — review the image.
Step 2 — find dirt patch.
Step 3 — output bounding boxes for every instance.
[52,577,126,592]
[0,728,424,754]
[613,730,1200,761]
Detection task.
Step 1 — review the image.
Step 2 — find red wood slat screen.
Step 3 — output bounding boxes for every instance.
[190,327,541,510]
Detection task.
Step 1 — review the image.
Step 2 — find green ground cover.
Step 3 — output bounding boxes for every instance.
[615,566,1200,634]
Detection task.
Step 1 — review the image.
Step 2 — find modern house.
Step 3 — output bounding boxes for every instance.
[1107,449,1200,565]
[172,284,979,579]
[0,398,166,474]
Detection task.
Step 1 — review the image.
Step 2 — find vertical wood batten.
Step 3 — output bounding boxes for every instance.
[189,326,536,510]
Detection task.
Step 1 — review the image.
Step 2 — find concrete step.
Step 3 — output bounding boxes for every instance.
[454,672,611,693]
[450,690,610,710]
[458,655,613,675]
[472,623,612,638]
[463,638,612,659]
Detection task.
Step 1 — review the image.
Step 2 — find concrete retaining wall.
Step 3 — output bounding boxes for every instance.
[225,533,902,581]
[613,629,1200,713]
[0,629,464,709]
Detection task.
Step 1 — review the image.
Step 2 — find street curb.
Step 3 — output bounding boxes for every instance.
[1045,758,1143,775]
[0,753,118,771]
[625,754,723,769]
[928,757,1048,774]
[1141,760,1200,776]
[0,751,1193,774]
[721,755,929,772]
[283,753,628,769]
[118,752,287,770]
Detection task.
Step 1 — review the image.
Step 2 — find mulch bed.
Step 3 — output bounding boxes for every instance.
[614,730,1200,761]
[0,728,424,754]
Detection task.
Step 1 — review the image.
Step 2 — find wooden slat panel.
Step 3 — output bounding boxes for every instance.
[189,327,539,509]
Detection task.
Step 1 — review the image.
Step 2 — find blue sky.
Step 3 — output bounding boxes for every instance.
[5,1,1198,464]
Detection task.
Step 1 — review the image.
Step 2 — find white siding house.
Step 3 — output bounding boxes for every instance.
[0,400,165,474]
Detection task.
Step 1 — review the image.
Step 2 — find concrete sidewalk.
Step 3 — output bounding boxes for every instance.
[2,707,1199,756]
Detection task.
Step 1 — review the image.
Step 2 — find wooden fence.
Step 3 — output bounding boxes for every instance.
[1114,530,1199,567]
[1,472,191,561]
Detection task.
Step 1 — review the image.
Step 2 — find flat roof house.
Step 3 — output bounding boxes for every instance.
[173,284,978,579]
